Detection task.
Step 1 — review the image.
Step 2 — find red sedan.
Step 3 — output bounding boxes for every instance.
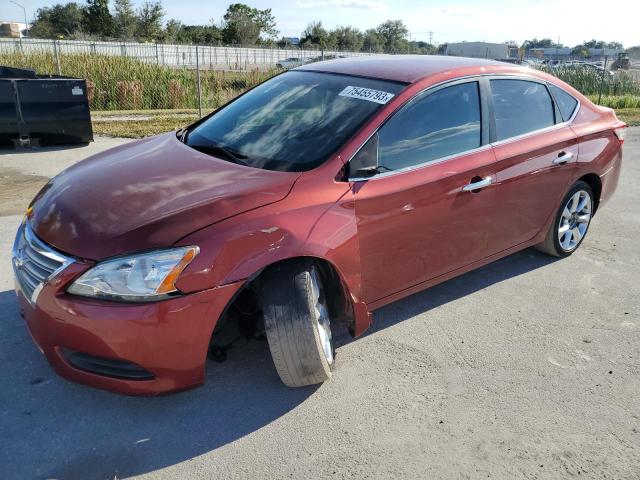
[13,56,626,394]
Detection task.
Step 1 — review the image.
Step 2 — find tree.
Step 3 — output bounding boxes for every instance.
[82,0,113,38]
[301,21,335,50]
[114,0,137,39]
[163,19,183,42]
[136,1,165,42]
[179,25,222,44]
[277,36,296,48]
[521,38,562,50]
[572,45,591,58]
[409,40,435,54]
[362,28,383,53]
[582,39,623,49]
[376,20,408,52]
[330,26,363,52]
[222,3,278,45]
[29,3,84,39]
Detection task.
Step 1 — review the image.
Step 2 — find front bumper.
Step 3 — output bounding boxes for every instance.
[16,261,243,395]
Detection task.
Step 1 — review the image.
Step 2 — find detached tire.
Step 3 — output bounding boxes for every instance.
[536,180,594,257]
[262,261,335,387]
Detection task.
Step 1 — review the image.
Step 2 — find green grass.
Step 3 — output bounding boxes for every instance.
[0,51,279,111]
[588,95,640,109]
[615,108,640,126]
[92,108,206,116]
[92,113,200,138]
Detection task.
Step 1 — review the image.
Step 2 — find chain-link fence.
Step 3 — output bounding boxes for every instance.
[0,38,377,71]
[2,38,639,115]
[0,38,382,114]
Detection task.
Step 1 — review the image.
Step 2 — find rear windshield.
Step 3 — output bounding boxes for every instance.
[184,71,405,172]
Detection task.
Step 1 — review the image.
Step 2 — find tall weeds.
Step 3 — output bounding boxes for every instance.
[0,51,279,111]
[2,51,639,110]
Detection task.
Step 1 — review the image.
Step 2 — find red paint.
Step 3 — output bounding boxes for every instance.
[19,261,243,395]
[18,57,624,394]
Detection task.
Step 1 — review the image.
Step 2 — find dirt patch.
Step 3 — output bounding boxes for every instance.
[0,168,49,216]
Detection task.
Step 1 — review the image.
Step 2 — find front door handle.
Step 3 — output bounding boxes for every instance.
[462,176,492,192]
[553,151,574,165]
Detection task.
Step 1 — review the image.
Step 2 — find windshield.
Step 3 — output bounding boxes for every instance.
[185,71,405,172]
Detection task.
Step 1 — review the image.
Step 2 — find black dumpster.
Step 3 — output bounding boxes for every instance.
[0,66,93,147]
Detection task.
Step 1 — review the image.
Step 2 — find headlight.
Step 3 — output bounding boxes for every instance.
[67,246,199,302]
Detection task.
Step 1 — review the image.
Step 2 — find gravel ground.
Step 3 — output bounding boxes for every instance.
[0,132,638,480]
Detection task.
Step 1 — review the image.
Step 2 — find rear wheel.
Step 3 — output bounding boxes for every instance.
[262,261,334,387]
[536,181,594,257]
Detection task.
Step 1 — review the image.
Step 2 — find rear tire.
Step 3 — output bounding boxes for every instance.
[262,261,334,387]
[535,180,594,257]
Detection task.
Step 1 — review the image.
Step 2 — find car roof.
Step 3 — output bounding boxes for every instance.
[296,55,509,84]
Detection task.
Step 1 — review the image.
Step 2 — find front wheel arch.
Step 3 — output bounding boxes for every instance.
[258,257,356,336]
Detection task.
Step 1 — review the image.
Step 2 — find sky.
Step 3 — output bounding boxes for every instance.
[3,0,638,47]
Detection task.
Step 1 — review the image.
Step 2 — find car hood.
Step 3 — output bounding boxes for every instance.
[29,133,300,260]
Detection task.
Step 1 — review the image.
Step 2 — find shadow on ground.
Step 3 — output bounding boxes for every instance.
[0,143,91,155]
[0,248,556,479]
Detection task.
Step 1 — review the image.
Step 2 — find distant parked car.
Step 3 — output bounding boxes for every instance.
[14,56,626,395]
[276,57,311,69]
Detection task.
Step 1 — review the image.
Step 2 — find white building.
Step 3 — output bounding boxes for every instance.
[0,21,27,38]
[445,42,510,60]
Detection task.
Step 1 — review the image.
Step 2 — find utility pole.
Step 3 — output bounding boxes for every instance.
[409,31,436,54]
[10,1,28,34]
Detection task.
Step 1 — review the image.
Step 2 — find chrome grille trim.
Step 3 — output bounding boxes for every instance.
[12,221,75,306]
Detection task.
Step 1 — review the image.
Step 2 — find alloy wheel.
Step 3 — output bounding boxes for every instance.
[558,189,592,252]
[310,270,334,365]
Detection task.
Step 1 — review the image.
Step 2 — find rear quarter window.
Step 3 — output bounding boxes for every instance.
[548,84,579,122]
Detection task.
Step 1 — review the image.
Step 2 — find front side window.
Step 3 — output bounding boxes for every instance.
[374,82,482,172]
[491,79,555,141]
[548,84,578,122]
[184,71,405,172]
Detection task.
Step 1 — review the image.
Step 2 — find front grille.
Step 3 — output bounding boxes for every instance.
[62,349,155,380]
[12,222,74,305]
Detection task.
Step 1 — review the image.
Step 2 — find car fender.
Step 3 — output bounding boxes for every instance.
[174,171,372,336]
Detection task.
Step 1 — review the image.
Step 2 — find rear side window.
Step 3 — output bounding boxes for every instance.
[549,84,578,122]
[377,82,481,171]
[490,79,555,141]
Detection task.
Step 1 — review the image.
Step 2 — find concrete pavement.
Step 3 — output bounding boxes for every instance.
[0,133,638,479]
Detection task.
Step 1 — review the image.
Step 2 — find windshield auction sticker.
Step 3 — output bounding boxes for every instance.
[339,86,395,104]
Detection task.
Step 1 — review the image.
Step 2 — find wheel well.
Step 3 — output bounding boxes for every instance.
[578,173,602,213]
[259,257,355,335]
[210,257,355,356]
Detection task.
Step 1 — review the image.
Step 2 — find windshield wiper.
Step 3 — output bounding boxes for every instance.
[176,128,189,143]
[190,143,249,166]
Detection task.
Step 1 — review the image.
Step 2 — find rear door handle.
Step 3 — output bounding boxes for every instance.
[462,176,492,192]
[553,151,574,165]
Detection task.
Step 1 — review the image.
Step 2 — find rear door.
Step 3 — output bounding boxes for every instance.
[351,79,497,304]
[488,78,579,255]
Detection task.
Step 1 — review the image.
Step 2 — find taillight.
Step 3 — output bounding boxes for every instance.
[614,126,627,143]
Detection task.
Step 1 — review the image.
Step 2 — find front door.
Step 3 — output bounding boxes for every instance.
[351,80,497,304]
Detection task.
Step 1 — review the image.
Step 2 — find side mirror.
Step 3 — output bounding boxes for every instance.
[348,132,379,179]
